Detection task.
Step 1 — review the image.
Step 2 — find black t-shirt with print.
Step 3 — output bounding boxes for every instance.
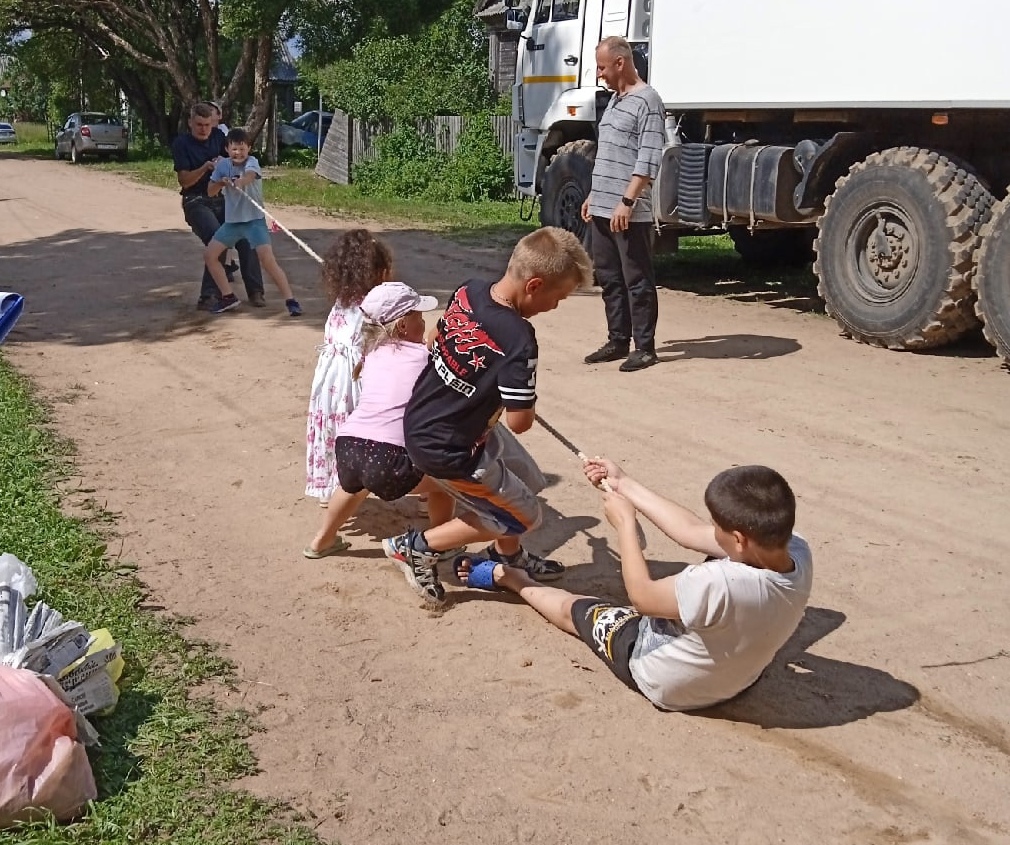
[405,278,538,479]
[171,129,227,197]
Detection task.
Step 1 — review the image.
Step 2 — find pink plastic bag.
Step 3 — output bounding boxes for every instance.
[0,666,97,827]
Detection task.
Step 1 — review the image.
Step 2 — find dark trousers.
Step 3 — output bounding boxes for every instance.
[182,195,264,300]
[591,217,658,352]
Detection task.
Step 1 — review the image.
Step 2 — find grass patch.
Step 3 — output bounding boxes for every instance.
[3,121,53,157]
[0,355,322,845]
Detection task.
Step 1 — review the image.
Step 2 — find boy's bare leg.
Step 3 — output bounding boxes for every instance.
[495,536,521,556]
[422,515,499,551]
[308,488,368,553]
[255,245,294,299]
[414,477,454,528]
[205,241,235,297]
[460,561,583,636]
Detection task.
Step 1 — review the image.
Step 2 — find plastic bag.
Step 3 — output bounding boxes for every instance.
[59,629,124,716]
[0,666,97,828]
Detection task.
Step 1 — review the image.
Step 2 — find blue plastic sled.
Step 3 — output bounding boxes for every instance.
[0,292,24,345]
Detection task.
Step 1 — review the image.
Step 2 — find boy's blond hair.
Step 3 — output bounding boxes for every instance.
[507,227,593,289]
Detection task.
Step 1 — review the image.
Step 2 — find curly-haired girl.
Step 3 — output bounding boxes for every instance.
[305,229,392,504]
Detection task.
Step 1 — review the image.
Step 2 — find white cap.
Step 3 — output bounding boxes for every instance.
[360,281,439,325]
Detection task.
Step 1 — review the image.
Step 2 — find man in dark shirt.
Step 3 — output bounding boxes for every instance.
[172,102,264,309]
[382,227,593,606]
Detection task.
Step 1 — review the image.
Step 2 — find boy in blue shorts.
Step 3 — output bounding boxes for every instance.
[382,227,593,606]
[204,128,301,316]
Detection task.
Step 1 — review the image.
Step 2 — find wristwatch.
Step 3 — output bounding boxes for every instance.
[621,196,636,208]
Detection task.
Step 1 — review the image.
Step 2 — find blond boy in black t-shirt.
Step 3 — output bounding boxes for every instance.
[382,227,593,606]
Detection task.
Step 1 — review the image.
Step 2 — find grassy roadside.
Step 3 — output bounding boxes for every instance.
[93,156,536,237]
[0,356,321,845]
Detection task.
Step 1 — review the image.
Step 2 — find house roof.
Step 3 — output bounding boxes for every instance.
[474,0,530,19]
[269,40,299,84]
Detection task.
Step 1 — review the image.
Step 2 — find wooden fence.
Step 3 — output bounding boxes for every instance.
[316,110,514,186]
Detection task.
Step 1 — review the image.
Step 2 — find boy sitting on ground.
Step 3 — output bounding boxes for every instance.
[458,460,812,711]
[382,227,593,606]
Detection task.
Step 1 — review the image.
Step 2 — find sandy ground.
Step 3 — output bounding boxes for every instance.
[1,156,1009,845]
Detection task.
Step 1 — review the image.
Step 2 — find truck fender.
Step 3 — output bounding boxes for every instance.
[793,132,876,215]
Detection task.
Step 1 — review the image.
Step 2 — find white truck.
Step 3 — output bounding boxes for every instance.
[506,0,1010,363]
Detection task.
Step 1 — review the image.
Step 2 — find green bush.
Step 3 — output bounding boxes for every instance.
[353,116,512,203]
[436,114,513,202]
[279,146,319,168]
[352,126,448,198]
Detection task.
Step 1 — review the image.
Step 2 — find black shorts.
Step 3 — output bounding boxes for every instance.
[570,599,643,692]
[335,436,423,501]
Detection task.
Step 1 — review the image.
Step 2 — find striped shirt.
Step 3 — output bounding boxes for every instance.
[588,85,665,223]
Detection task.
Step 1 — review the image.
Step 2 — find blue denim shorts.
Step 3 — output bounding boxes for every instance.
[213,218,270,248]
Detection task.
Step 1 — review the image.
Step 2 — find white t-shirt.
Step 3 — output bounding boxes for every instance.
[629,535,813,711]
[338,341,430,447]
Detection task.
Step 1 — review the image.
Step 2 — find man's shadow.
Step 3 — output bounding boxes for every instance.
[655,334,801,362]
[693,606,920,728]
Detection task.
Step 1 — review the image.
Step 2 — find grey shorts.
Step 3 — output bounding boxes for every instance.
[432,443,542,536]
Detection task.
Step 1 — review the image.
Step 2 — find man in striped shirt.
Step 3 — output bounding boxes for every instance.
[581,36,666,372]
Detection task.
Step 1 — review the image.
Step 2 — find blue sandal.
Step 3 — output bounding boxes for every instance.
[453,555,499,590]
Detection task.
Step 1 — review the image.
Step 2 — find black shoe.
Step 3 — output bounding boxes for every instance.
[196,296,217,312]
[619,350,659,372]
[584,340,630,364]
[482,544,565,582]
[249,292,266,307]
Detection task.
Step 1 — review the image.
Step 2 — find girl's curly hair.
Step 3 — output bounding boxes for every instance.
[321,229,393,308]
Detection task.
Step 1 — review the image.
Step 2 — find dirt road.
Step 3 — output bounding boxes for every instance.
[2,157,1009,844]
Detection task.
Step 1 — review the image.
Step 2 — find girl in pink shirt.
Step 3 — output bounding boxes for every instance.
[303,282,454,558]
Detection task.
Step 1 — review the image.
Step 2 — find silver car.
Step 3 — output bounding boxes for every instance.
[55,113,128,163]
[0,122,16,145]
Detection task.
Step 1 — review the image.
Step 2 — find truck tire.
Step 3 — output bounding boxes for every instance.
[540,140,596,241]
[814,147,993,349]
[973,195,1010,364]
[729,226,815,268]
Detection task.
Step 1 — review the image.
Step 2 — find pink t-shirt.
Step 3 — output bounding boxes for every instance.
[339,341,430,447]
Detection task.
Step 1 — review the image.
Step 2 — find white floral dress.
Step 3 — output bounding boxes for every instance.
[305,304,364,500]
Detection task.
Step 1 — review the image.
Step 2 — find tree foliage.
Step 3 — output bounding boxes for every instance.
[0,0,290,143]
[287,0,457,68]
[315,0,493,122]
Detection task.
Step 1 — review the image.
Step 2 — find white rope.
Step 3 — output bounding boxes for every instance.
[233,184,325,265]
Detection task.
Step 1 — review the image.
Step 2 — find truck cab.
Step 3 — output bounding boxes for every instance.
[510,0,651,235]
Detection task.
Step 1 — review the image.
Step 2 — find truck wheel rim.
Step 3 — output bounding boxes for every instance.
[849,204,920,302]
[557,181,585,236]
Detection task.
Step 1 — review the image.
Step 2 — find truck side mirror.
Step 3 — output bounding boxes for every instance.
[506,8,528,30]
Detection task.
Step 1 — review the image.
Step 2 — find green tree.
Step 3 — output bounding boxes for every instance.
[315,0,493,122]
[0,0,291,143]
[288,0,457,68]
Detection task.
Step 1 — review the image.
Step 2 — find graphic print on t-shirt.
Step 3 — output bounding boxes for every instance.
[404,279,538,479]
[433,286,505,397]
